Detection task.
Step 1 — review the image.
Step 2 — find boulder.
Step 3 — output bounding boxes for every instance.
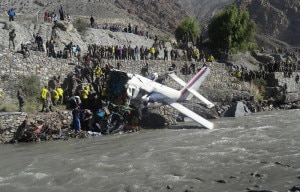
[223,101,251,117]
[55,21,69,31]
[251,51,275,64]
[290,184,300,192]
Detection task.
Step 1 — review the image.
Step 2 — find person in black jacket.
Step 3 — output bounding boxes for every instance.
[90,15,95,28]
[9,29,16,49]
[17,85,26,112]
[35,33,43,51]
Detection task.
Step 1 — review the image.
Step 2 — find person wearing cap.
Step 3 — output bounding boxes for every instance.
[17,85,25,112]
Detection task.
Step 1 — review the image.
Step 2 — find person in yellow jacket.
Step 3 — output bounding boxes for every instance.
[86,84,91,92]
[150,46,155,60]
[56,86,64,104]
[236,70,242,78]
[80,86,89,108]
[193,48,200,61]
[95,65,102,77]
[52,88,60,105]
[40,86,48,112]
[207,54,214,62]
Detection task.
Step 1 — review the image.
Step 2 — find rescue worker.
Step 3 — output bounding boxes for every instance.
[94,65,102,77]
[56,85,64,104]
[40,86,48,112]
[193,48,200,61]
[207,54,214,62]
[80,86,89,109]
[52,88,60,105]
[150,46,155,60]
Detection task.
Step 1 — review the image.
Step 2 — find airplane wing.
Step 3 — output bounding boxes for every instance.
[167,101,214,129]
[168,72,215,109]
[168,72,186,87]
[185,89,215,108]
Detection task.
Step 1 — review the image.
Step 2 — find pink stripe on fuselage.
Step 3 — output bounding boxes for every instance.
[178,67,207,101]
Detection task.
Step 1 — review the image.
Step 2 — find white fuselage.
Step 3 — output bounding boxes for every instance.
[127,73,181,104]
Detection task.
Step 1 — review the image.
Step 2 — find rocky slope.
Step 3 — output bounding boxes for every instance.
[0,0,186,36]
[239,0,300,47]
[176,0,236,24]
[114,0,188,33]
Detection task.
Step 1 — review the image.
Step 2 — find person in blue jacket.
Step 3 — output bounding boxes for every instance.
[8,9,15,21]
[72,105,86,133]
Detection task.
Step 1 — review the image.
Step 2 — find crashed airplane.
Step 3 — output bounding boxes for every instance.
[113,66,215,129]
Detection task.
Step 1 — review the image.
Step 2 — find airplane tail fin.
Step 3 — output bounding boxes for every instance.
[179,66,213,106]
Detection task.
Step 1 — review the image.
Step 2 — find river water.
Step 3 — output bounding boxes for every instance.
[0,109,299,192]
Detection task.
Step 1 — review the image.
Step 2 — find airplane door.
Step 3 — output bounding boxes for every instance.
[127,85,139,98]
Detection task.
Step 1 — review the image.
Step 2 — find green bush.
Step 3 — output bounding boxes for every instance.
[253,78,267,90]
[208,5,256,53]
[250,78,267,102]
[0,102,18,112]
[175,17,200,44]
[0,75,42,112]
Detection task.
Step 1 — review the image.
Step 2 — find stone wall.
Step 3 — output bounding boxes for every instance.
[0,48,81,105]
[266,72,300,103]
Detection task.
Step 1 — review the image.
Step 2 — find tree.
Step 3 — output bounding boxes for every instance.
[208,5,255,53]
[175,17,200,44]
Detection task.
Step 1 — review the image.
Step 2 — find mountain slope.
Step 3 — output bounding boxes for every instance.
[0,0,188,35]
[114,0,188,33]
[176,0,300,46]
[1,0,300,47]
[176,0,236,24]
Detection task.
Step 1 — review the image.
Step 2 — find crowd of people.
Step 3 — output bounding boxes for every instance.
[34,57,141,136]
[43,6,71,24]
[227,48,299,84]
[89,14,154,40]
